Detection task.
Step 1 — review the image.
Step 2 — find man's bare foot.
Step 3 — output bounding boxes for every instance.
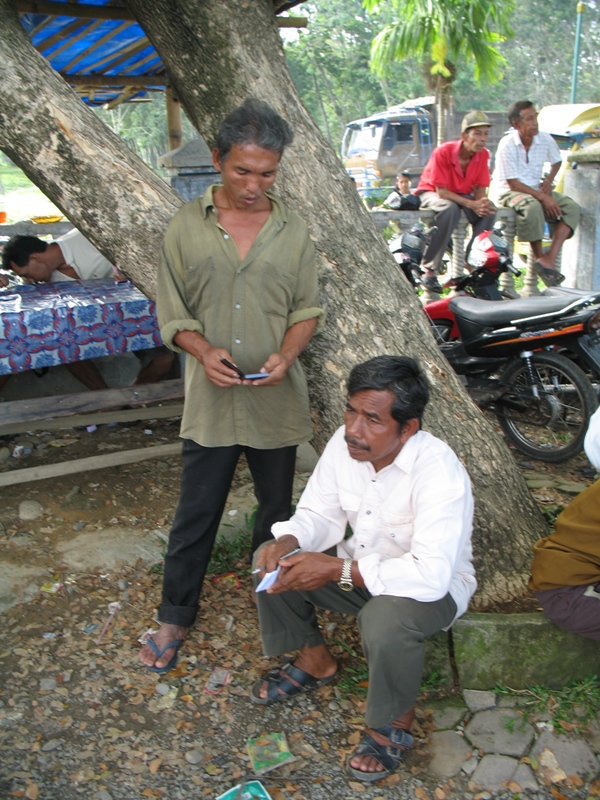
[139,623,188,670]
[348,709,414,776]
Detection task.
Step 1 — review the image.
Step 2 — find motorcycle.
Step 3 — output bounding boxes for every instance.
[390,225,600,461]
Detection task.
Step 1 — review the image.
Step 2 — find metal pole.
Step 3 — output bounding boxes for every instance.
[570,1,585,103]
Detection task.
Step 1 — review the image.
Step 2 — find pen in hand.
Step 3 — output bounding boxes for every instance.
[251,547,302,574]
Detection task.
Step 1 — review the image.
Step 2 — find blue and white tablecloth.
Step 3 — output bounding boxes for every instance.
[0,279,162,375]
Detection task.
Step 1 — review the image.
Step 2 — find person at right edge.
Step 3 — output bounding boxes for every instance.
[491,100,580,287]
[529,405,600,640]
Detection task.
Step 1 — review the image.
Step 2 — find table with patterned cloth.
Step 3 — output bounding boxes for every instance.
[0,279,162,375]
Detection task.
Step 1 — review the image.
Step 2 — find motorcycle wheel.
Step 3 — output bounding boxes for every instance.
[496,351,598,463]
[429,320,453,343]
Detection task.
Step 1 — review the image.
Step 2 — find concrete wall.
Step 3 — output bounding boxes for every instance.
[562,162,600,290]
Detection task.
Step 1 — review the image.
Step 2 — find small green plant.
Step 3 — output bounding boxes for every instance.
[540,503,564,526]
[208,528,253,575]
[420,670,447,693]
[495,673,600,733]
[332,638,369,697]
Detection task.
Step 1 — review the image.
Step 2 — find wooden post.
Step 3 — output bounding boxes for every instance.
[166,85,182,152]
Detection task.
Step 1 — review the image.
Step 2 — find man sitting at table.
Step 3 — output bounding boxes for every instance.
[0,230,173,389]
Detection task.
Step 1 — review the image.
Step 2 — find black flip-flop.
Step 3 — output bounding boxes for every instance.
[250,658,336,706]
[346,726,413,782]
[534,262,565,287]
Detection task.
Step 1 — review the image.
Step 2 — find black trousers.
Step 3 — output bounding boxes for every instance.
[158,439,297,628]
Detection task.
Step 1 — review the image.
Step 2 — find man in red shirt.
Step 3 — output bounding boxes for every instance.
[416,110,496,293]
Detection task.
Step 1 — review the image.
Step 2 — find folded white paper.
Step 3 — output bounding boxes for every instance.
[256,566,281,592]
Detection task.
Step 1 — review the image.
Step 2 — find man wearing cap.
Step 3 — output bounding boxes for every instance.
[415,110,496,293]
[491,100,580,287]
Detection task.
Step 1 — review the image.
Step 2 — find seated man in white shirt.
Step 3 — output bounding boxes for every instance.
[1,231,173,389]
[491,100,580,287]
[250,355,476,782]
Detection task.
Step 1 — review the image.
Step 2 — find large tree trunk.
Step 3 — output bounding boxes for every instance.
[0,1,182,291]
[0,0,547,606]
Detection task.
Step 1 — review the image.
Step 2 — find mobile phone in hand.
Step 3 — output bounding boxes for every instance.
[221,358,269,381]
[220,358,245,380]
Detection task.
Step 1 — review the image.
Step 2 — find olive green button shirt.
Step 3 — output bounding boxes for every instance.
[157,185,324,449]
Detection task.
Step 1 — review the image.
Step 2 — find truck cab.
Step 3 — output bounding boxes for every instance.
[341,102,435,200]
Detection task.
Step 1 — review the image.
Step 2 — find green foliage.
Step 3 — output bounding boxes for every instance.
[0,154,34,193]
[283,0,425,145]
[93,95,197,169]
[495,674,600,733]
[208,528,253,575]
[207,506,257,575]
[364,0,515,85]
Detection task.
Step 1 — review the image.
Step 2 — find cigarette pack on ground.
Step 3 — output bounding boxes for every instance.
[215,780,272,800]
[204,666,231,694]
[246,731,296,775]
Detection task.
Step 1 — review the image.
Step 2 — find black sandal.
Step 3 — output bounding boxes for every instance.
[346,725,413,783]
[250,658,336,706]
[535,262,565,287]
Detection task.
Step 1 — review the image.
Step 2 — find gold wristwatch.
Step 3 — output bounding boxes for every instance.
[338,558,354,592]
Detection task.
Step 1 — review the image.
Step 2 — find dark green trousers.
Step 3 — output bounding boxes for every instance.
[255,554,457,728]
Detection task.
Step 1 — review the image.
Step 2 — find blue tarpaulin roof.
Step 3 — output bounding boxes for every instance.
[19,0,165,106]
[18,0,304,107]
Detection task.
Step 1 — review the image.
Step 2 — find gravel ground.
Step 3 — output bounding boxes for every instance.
[0,417,598,799]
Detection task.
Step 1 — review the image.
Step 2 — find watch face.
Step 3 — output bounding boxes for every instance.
[339,580,354,592]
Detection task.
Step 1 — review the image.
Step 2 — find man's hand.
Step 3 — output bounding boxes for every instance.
[268,552,342,594]
[0,274,9,288]
[539,176,554,195]
[202,346,244,388]
[242,351,291,387]
[539,193,562,220]
[471,197,496,217]
[254,535,300,575]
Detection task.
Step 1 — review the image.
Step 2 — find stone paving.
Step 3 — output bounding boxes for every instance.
[427,689,600,796]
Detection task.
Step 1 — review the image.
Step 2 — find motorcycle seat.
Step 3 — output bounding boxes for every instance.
[543,287,600,299]
[448,295,585,327]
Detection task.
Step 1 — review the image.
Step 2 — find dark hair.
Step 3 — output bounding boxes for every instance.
[215,98,294,162]
[508,100,535,127]
[347,355,430,430]
[399,171,411,178]
[1,235,47,271]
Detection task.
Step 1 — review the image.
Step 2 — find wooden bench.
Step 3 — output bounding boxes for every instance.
[0,378,184,486]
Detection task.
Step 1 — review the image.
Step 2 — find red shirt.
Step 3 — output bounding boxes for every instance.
[416,140,491,194]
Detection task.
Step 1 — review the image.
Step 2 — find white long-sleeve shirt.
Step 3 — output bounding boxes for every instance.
[272,426,476,618]
[584,406,600,471]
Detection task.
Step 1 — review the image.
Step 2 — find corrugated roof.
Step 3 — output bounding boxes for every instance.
[17,0,305,107]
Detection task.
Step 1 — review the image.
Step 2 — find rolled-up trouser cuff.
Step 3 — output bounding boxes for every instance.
[157,603,198,629]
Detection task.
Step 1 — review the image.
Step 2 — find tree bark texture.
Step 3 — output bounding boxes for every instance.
[0,0,547,605]
[0,0,183,292]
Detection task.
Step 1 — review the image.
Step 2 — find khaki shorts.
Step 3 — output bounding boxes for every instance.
[498,190,580,242]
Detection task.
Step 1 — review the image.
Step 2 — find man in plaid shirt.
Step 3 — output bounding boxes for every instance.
[491,100,580,287]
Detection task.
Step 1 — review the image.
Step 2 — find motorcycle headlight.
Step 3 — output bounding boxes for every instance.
[587,309,600,333]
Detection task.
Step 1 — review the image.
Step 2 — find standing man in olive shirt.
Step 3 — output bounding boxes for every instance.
[139,99,324,673]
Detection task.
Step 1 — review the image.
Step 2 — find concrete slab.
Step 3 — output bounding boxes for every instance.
[428,730,472,777]
[464,708,535,757]
[428,697,468,730]
[453,612,600,689]
[531,728,600,781]
[55,526,164,571]
[463,689,497,712]
[0,563,46,614]
[470,754,521,791]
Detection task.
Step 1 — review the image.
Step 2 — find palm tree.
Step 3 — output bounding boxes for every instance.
[363,0,514,144]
